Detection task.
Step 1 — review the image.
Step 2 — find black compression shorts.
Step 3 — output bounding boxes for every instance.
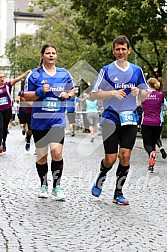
[102,123,138,154]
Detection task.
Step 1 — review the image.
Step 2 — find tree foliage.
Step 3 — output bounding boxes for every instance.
[5,0,167,84]
[71,0,167,78]
[6,0,103,77]
[5,35,41,75]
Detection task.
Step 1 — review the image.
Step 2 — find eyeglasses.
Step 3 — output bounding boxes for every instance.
[0,76,5,78]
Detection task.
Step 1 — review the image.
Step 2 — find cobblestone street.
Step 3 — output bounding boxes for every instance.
[0,126,167,252]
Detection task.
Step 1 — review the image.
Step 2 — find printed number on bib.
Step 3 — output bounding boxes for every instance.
[0,97,8,106]
[119,111,137,126]
[42,97,61,111]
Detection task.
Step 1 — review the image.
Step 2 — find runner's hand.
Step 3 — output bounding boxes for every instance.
[59,92,70,99]
[43,83,50,93]
[131,87,139,96]
[112,89,127,99]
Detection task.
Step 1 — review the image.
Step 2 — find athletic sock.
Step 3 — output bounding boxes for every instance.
[156,139,162,148]
[36,162,48,187]
[51,159,64,188]
[95,160,112,189]
[115,163,129,194]
[26,134,31,143]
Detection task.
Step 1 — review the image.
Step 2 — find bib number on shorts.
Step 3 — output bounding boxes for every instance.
[0,97,8,106]
[119,111,137,126]
[42,97,61,111]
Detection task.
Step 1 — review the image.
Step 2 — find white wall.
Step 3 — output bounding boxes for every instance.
[0,0,43,68]
[15,18,41,36]
[0,0,8,58]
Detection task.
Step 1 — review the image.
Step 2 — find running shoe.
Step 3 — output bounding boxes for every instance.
[148,166,154,173]
[113,192,129,205]
[38,185,48,198]
[148,150,157,167]
[90,137,94,143]
[25,142,30,151]
[52,185,65,201]
[91,184,102,197]
[160,148,167,159]
[2,142,6,152]
[0,146,3,153]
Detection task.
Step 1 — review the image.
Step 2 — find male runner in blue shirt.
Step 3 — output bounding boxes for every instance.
[91,35,148,205]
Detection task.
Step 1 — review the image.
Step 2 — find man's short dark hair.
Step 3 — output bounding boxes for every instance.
[113,35,130,49]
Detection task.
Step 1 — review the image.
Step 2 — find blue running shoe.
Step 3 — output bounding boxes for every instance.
[2,142,6,152]
[25,142,30,151]
[91,184,102,197]
[113,192,129,205]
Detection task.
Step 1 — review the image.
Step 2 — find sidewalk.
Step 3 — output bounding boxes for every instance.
[0,126,167,252]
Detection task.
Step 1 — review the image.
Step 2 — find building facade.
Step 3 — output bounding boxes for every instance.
[0,0,44,97]
[0,0,43,72]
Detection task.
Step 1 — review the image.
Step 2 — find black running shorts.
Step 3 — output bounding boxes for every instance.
[32,127,65,148]
[102,123,138,154]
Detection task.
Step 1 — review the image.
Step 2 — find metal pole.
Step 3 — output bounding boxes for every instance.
[13,16,17,99]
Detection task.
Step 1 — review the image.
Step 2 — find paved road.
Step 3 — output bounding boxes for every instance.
[0,126,167,252]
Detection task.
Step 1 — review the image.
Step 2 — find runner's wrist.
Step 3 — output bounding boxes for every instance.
[35,87,45,97]
[138,89,142,96]
[66,94,71,100]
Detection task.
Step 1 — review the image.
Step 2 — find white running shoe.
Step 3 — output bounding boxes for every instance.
[38,185,48,198]
[52,185,65,201]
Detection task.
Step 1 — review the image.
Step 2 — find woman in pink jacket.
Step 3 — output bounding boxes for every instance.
[141,77,165,172]
[0,70,30,153]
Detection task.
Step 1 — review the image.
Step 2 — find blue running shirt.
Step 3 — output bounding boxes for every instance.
[66,96,81,113]
[24,66,74,130]
[92,61,148,124]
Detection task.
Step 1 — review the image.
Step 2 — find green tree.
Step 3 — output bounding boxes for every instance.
[6,0,167,83]
[5,0,102,76]
[70,0,167,78]
[5,34,41,75]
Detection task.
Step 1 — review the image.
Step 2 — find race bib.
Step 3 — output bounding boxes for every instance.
[0,97,8,106]
[42,97,61,111]
[119,111,137,126]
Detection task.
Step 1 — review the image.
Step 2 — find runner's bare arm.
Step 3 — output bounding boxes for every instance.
[90,89,127,100]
